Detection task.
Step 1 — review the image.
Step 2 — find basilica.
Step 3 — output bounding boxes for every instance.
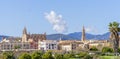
[0,27,46,51]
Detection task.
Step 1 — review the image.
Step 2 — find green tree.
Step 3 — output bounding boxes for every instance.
[77,52,88,58]
[19,53,31,59]
[89,46,98,51]
[83,55,93,59]
[31,51,42,59]
[109,22,120,54]
[42,51,54,59]
[118,48,120,53]
[3,52,15,59]
[54,53,63,59]
[63,53,74,59]
[102,47,113,53]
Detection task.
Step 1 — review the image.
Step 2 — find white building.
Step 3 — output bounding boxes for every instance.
[0,37,31,51]
[59,40,79,51]
[0,42,30,51]
[38,40,58,51]
[60,43,78,51]
[61,44,72,51]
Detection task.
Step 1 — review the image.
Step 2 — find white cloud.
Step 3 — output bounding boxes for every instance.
[85,27,92,32]
[45,11,67,33]
[85,27,98,34]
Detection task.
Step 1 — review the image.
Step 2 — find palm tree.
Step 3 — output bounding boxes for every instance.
[109,21,120,55]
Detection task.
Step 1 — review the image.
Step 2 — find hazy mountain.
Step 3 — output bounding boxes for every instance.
[47,32,111,40]
[46,34,75,40]
[0,35,9,40]
[0,32,115,40]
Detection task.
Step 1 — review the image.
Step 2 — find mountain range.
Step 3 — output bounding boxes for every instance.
[0,32,113,40]
[46,32,111,40]
[0,35,9,40]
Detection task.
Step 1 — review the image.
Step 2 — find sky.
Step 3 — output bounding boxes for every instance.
[0,0,120,36]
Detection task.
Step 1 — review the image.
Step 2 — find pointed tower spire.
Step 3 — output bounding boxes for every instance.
[81,26,86,41]
[23,27,27,34]
[22,27,28,42]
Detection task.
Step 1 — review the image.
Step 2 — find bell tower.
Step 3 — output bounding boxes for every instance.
[81,26,86,42]
[23,27,27,35]
[22,27,28,42]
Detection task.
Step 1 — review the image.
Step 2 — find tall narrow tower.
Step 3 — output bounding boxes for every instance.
[81,26,86,42]
[22,27,28,42]
[23,27,27,35]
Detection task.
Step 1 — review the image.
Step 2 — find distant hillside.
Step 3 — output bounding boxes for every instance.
[47,32,111,40]
[0,32,116,40]
[46,34,75,40]
[0,35,9,40]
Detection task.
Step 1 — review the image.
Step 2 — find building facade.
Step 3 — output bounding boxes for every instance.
[0,27,114,52]
[0,38,30,51]
[59,40,79,51]
[22,27,46,49]
[38,40,58,51]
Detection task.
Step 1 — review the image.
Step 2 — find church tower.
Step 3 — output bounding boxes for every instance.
[23,27,27,35]
[22,27,28,42]
[81,26,86,42]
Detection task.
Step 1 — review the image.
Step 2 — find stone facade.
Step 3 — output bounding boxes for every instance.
[22,27,46,43]
[22,27,46,49]
[59,40,79,51]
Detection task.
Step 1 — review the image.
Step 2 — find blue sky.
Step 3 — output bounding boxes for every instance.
[0,0,120,36]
